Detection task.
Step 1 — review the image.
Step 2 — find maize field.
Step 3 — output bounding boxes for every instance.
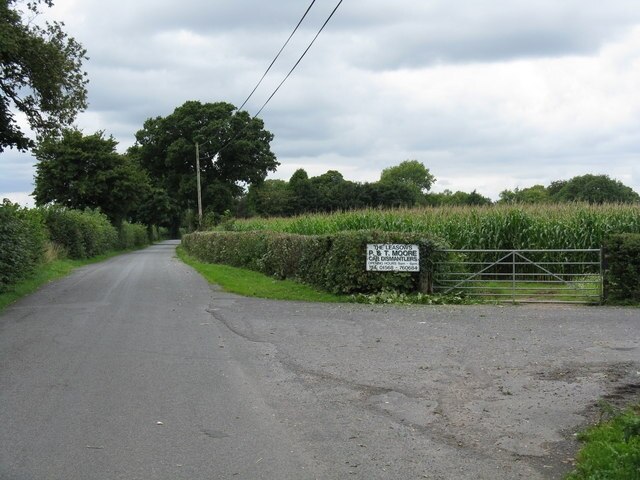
[228,203,640,250]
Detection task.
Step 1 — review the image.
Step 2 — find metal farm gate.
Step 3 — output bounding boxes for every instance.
[433,249,602,304]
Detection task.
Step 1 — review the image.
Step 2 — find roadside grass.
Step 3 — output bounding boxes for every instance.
[566,403,640,480]
[0,249,142,313]
[176,246,348,303]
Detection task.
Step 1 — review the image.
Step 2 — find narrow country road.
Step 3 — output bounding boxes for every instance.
[1,241,638,479]
[0,241,317,479]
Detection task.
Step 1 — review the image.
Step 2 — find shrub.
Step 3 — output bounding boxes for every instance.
[0,200,46,292]
[182,230,445,294]
[41,207,118,259]
[604,234,640,303]
[118,222,149,249]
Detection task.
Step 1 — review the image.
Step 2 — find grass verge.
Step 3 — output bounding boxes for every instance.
[176,246,348,303]
[0,249,142,313]
[566,403,640,479]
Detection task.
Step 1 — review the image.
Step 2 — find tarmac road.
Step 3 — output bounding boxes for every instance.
[1,241,638,479]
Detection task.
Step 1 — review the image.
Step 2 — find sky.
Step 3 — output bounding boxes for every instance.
[3,0,640,206]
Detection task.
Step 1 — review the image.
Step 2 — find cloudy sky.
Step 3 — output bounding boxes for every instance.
[3,0,640,205]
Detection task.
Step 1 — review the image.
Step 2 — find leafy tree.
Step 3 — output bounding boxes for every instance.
[498,185,550,204]
[380,160,435,192]
[549,174,639,204]
[246,179,293,217]
[1,0,88,152]
[358,181,417,208]
[427,189,492,206]
[33,129,148,225]
[135,100,278,231]
[289,168,315,214]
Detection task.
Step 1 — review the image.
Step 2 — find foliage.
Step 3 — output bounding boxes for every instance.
[182,230,445,295]
[604,234,640,303]
[0,199,46,292]
[351,289,467,305]
[379,160,435,194]
[134,100,278,232]
[226,203,640,251]
[499,185,550,204]
[246,179,293,216]
[33,129,148,225]
[427,189,492,206]
[0,0,88,152]
[176,246,346,303]
[247,167,426,217]
[118,222,149,249]
[566,403,640,480]
[41,206,118,258]
[500,175,639,205]
[552,174,639,204]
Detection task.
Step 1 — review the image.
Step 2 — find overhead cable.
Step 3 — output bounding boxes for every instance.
[216,0,344,157]
[253,0,344,118]
[237,0,317,112]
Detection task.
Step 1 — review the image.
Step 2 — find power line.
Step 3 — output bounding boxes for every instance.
[253,0,343,118]
[237,0,317,112]
[214,0,344,158]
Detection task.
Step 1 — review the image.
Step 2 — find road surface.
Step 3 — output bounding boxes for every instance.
[1,241,638,479]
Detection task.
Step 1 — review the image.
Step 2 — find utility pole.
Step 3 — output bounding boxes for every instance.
[195,142,203,228]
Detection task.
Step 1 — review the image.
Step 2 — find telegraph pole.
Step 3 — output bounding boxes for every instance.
[195,142,203,228]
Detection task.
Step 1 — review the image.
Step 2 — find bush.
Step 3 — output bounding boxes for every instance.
[182,230,445,294]
[41,207,118,259]
[604,234,640,303]
[0,200,46,292]
[118,222,149,249]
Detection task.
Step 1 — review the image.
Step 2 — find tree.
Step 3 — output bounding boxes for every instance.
[548,174,639,204]
[33,129,148,225]
[427,189,492,206]
[498,185,550,204]
[1,0,88,152]
[380,160,435,192]
[246,179,292,217]
[135,101,278,231]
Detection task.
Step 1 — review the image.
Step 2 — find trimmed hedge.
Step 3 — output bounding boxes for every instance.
[41,207,119,259]
[604,234,640,303]
[0,200,46,292]
[182,230,445,294]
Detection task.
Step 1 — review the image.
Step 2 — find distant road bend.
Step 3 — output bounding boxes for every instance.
[1,241,638,479]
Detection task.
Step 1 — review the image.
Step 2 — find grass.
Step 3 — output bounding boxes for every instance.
[0,248,145,313]
[566,403,640,479]
[176,246,348,303]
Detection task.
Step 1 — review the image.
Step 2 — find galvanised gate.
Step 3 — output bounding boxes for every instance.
[433,249,602,304]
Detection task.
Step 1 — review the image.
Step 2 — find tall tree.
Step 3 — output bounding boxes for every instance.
[33,129,148,225]
[135,101,278,230]
[379,160,435,205]
[1,0,88,152]
[380,160,435,192]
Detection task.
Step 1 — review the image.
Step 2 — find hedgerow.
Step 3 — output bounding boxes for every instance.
[41,207,118,258]
[0,201,46,292]
[118,222,149,249]
[604,234,640,303]
[182,230,445,294]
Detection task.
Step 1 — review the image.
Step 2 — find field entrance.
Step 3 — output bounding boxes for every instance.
[433,249,602,304]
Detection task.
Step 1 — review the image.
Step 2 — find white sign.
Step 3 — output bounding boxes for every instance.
[366,244,420,272]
